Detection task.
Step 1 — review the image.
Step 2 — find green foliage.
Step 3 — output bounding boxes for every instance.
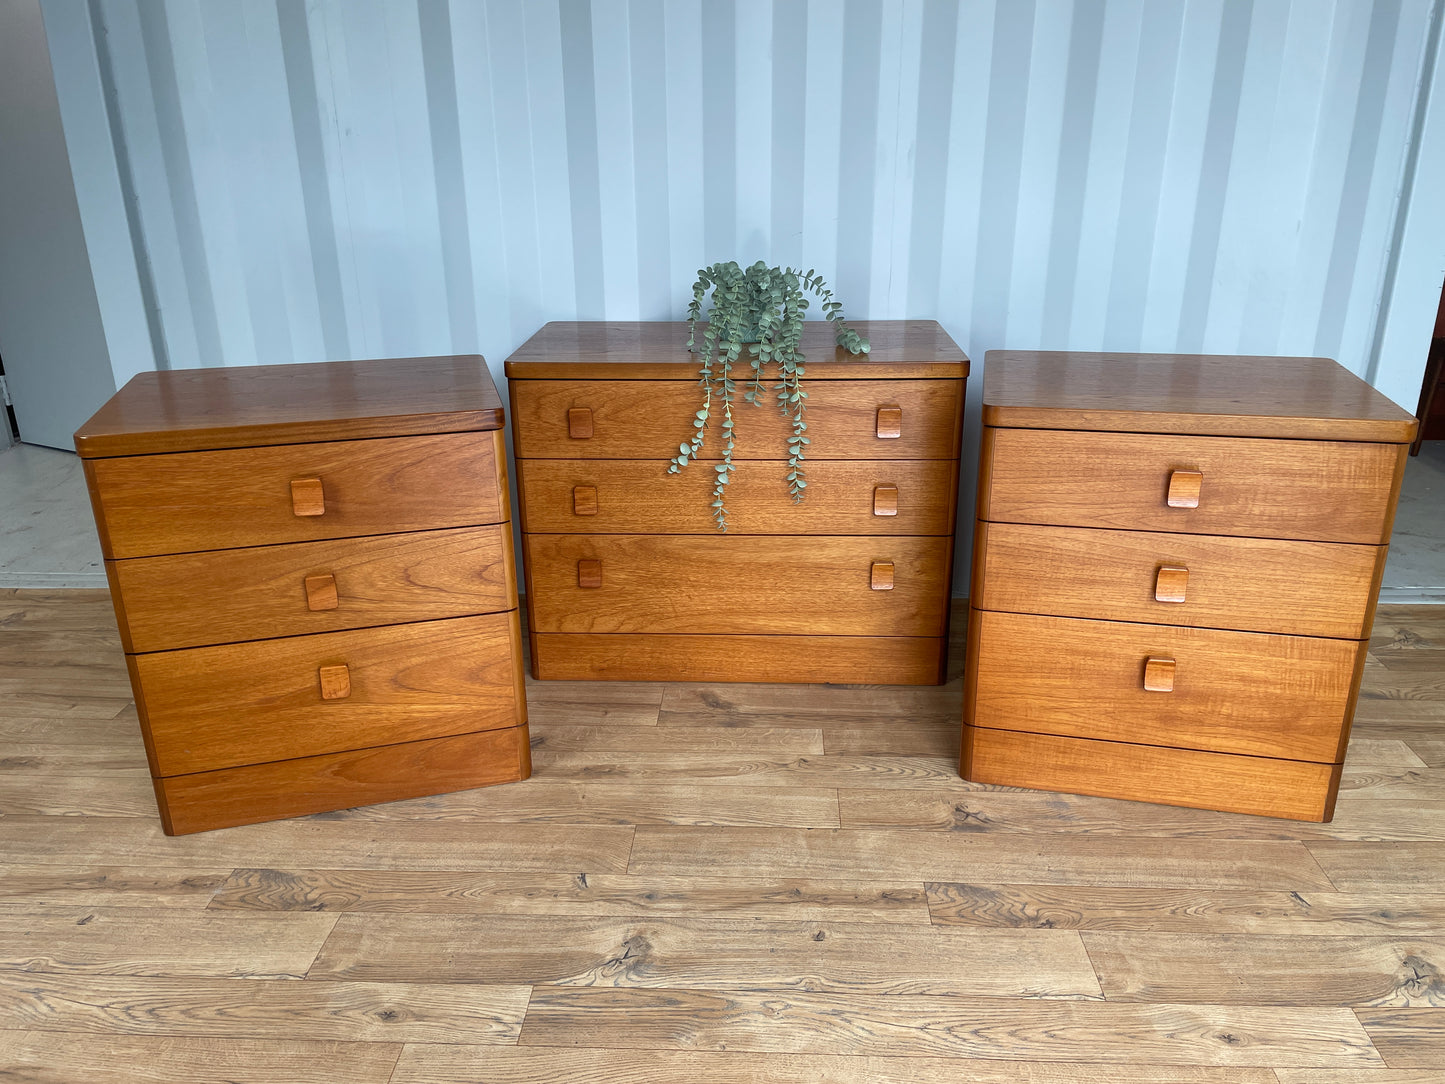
[670,260,869,530]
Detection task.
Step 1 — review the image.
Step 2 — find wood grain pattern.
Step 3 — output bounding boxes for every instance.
[5,591,1443,1077]
[532,632,947,684]
[132,614,523,775]
[976,522,1384,638]
[968,611,1364,762]
[962,726,1341,821]
[525,750,977,790]
[73,353,504,457]
[658,682,960,724]
[390,1047,1280,1084]
[626,827,1337,888]
[1305,843,1445,891]
[0,908,335,977]
[294,781,842,828]
[509,379,964,460]
[526,535,950,636]
[109,525,516,653]
[838,790,1445,841]
[0,971,530,1043]
[0,765,156,818]
[502,320,970,380]
[924,884,1445,934]
[824,723,957,757]
[0,866,230,913]
[528,725,824,754]
[309,914,1102,997]
[0,813,634,873]
[85,430,508,560]
[0,1033,403,1084]
[516,987,1382,1065]
[980,350,1417,442]
[980,426,1404,544]
[1354,1008,1445,1067]
[155,725,532,835]
[516,458,959,535]
[1083,933,1445,1006]
[208,869,932,924]
[1275,1072,1445,1082]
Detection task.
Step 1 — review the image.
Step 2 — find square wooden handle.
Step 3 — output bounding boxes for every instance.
[870,562,895,590]
[873,484,899,516]
[1167,470,1203,508]
[578,558,602,589]
[1143,656,1176,693]
[568,408,594,439]
[876,406,903,439]
[304,573,339,611]
[573,485,599,516]
[1154,566,1189,604]
[290,477,326,517]
[318,663,350,700]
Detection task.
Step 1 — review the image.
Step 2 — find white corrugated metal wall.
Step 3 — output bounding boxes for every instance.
[40,0,1445,589]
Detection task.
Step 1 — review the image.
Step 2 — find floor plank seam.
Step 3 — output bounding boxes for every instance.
[1075,930,1110,1002]
[380,1041,406,1084]
[1299,842,1348,892]
[299,912,343,980]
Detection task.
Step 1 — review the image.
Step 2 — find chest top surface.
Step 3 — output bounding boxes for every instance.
[503,321,969,380]
[982,350,1417,443]
[74,355,503,458]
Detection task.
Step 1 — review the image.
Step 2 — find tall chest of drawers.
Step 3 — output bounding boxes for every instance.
[962,351,1418,821]
[505,321,969,684]
[74,356,530,834]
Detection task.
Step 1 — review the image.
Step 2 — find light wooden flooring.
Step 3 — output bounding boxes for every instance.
[1,589,1443,1082]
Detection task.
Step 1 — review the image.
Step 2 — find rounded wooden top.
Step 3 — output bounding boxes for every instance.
[74,355,504,457]
[503,321,970,380]
[981,351,1418,443]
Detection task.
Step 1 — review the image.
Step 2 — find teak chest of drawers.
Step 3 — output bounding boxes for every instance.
[74,356,530,834]
[962,351,1418,821]
[505,321,969,684]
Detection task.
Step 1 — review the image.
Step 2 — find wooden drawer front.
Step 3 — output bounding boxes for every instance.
[962,727,1340,822]
[525,535,951,636]
[155,726,531,835]
[981,428,1403,544]
[133,612,525,776]
[968,611,1362,762]
[975,522,1383,639]
[517,459,959,536]
[111,526,517,654]
[510,379,963,460]
[88,431,508,559]
[531,633,946,684]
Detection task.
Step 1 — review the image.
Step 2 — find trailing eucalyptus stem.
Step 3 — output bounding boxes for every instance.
[670,260,868,530]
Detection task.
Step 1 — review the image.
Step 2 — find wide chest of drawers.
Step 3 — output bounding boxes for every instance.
[505,321,969,684]
[961,351,1418,821]
[74,356,530,834]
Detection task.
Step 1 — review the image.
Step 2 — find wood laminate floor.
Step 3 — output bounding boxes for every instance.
[1,589,1442,1082]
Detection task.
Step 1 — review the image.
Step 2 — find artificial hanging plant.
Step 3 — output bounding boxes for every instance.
[669,260,869,530]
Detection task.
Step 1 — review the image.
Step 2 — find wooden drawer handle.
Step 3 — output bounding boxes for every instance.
[304,573,339,611]
[876,406,903,439]
[1143,656,1176,693]
[290,477,326,517]
[870,562,895,591]
[568,408,594,439]
[1154,566,1189,604]
[873,484,899,517]
[318,663,350,700]
[578,558,602,589]
[1167,469,1203,508]
[573,485,599,516]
